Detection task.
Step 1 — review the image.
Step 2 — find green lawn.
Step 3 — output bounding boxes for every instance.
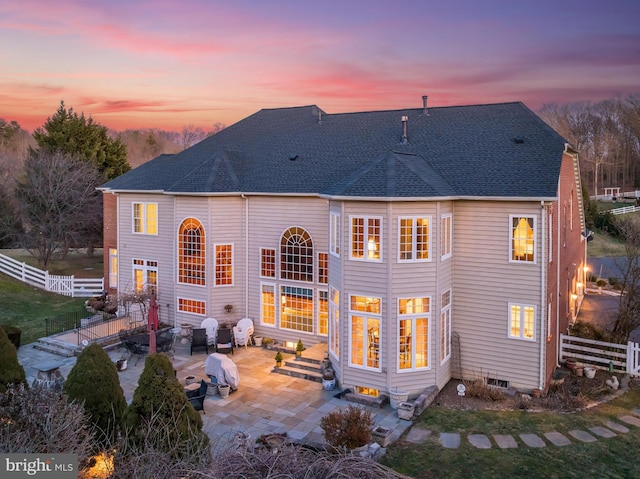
[382,388,640,479]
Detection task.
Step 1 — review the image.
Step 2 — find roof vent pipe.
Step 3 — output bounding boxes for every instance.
[401,116,409,144]
[318,110,322,125]
[422,95,429,116]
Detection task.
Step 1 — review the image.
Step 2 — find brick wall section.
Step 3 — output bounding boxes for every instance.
[544,151,586,388]
[102,192,118,292]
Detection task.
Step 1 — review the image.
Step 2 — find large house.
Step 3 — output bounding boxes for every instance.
[100,99,587,398]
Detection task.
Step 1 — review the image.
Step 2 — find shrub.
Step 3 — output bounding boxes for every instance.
[64,343,127,446]
[275,351,283,362]
[0,326,27,393]
[320,404,373,450]
[0,325,21,349]
[296,339,304,352]
[123,354,209,461]
[463,379,506,401]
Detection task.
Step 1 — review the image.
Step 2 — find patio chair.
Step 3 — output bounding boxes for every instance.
[233,318,254,349]
[201,317,218,346]
[119,329,146,365]
[190,328,209,355]
[216,327,234,355]
[156,328,175,356]
[186,379,207,414]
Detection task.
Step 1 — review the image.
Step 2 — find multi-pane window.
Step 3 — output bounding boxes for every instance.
[261,283,276,326]
[329,287,340,358]
[215,244,233,286]
[178,218,205,285]
[398,297,430,370]
[109,248,118,289]
[349,295,381,370]
[280,227,313,282]
[509,303,535,340]
[351,216,381,261]
[133,259,158,294]
[441,214,452,260]
[440,290,451,363]
[399,217,430,261]
[261,248,276,278]
[318,252,328,284]
[330,212,341,257]
[318,290,328,336]
[178,298,206,315]
[133,203,158,235]
[280,286,314,333]
[511,216,535,262]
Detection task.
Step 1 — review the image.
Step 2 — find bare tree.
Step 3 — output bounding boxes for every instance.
[15,150,102,269]
[180,124,207,151]
[611,216,640,342]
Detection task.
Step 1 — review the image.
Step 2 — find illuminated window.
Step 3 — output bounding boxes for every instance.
[178,298,206,315]
[349,295,381,371]
[280,286,314,333]
[509,303,536,340]
[350,216,381,261]
[109,248,118,289]
[440,290,451,364]
[398,297,430,371]
[280,227,313,282]
[260,248,276,278]
[318,252,328,284]
[329,287,340,358]
[511,216,535,262]
[399,217,430,261]
[178,218,205,285]
[215,244,233,286]
[318,290,328,336]
[132,202,158,235]
[441,214,452,260]
[133,259,157,295]
[330,212,341,257]
[261,283,275,326]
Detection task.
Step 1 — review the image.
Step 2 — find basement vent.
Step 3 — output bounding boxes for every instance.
[486,377,509,389]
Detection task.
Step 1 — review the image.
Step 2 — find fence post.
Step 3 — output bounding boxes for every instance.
[44,270,49,292]
[628,341,633,375]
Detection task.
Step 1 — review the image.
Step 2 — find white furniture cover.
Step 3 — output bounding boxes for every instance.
[233,317,254,349]
[204,352,239,390]
[201,317,219,346]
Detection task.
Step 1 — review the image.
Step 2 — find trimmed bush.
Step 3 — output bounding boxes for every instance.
[0,326,27,393]
[320,404,373,450]
[0,325,21,349]
[64,343,127,445]
[123,354,209,461]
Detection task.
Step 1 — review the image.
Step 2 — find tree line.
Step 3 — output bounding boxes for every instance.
[0,101,224,267]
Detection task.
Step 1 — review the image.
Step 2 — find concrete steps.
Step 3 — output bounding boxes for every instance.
[272,343,328,383]
[32,337,79,357]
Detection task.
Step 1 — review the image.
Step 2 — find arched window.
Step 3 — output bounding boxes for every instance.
[280,227,313,282]
[178,218,205,285]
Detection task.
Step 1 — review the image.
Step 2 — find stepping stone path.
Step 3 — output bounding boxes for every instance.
[417,409,640,450]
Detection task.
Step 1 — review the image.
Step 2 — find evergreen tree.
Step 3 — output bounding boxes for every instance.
[33,101,130,181]
[64,343,126,445]
[0,326,27,393]
[123,354,209,459]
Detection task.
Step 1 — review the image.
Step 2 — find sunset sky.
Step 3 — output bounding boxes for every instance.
[1,0,639,132]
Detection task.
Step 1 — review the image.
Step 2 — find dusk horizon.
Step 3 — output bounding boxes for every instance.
[2,0,639,133]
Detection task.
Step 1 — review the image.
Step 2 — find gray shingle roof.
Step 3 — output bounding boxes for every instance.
[101,102,567,199]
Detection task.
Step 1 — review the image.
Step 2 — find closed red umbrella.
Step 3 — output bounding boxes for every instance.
[148,293,159,354]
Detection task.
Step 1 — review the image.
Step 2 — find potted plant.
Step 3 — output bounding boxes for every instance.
[274,351,283,367]
[596,278,606,294]
[116,356,128,371]
[253,335,263,347]
[296,339,304,357]
[322,367,336,391]
[263,337,274,349]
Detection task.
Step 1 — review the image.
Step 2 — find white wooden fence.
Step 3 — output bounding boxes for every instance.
[0,253,103,297]
[609,205,640,215]
[560,334,640,377]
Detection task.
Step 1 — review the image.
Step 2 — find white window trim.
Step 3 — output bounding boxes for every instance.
[109,248,118,289]
[548,212,553,263]
[509,215,536,264]
[214,243,234,287]
[259,247,276,279]
[349,215,383,262]
[176,297,206,316]
[398,216,431,263]
[259,282,277,328]
[329,286,340,360]
[317,287,329,337]
[348,294,382,372]
[132,258,158,293]
[508,302,536,341]
[132,202,158,235]
[330,212,341,258]
[441,214,452,261]
[440,289,451,365]
[317,252,329,284]
[397,296,431,372]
